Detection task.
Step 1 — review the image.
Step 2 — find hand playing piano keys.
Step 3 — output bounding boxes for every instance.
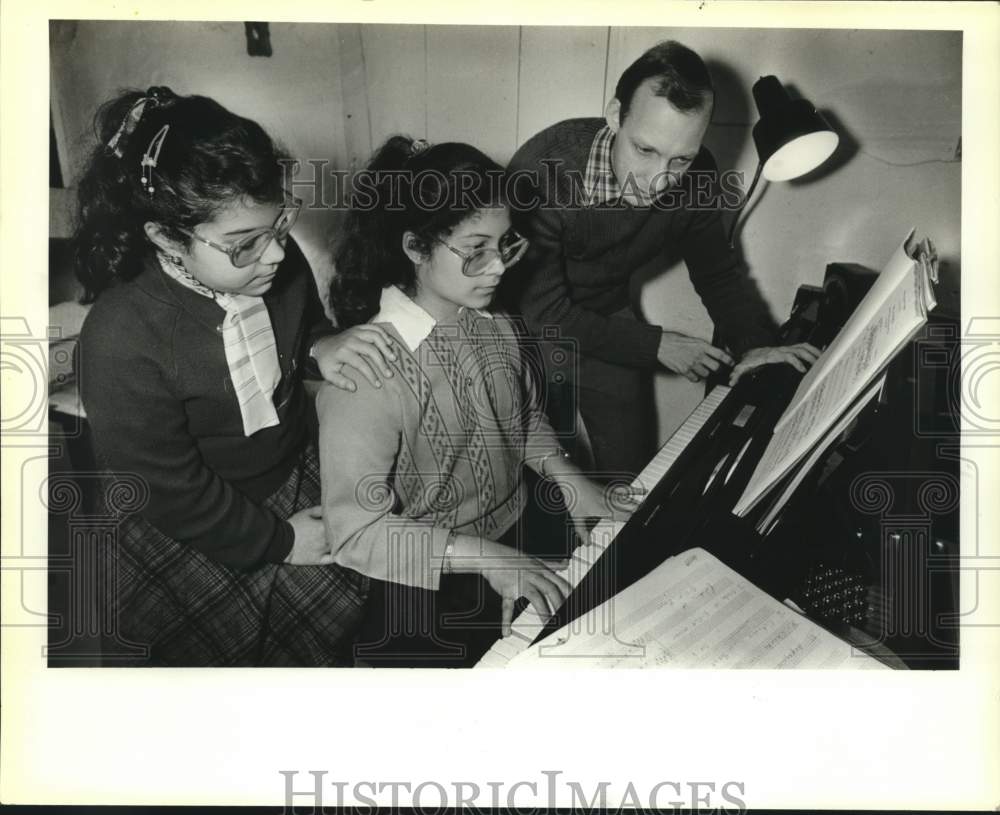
[557,473,643,544]
[728,342,821,385]
[447,536,572,638]
[479,520,627,659]
[534,449,645,544]
[485,551,573,638]
[657,331,736,382]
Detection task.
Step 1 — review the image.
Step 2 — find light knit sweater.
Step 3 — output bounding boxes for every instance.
[318,286,562,590]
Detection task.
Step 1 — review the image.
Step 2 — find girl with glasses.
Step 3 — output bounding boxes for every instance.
[321,136,636,667]
[73,87,392,666]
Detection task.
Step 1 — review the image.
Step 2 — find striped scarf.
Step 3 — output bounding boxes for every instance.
[157,253,281,437]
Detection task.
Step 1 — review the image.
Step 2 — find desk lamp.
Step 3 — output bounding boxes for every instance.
[728,75,839,246]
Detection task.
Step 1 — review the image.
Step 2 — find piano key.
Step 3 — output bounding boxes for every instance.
[512,605,547,628]
[632,386,730,495]
[509,607,549,639]
[491,635,525,659]
[573,548,605,576]
[563,554,593,587]
[589,520,625,548]
[476,651,509,668]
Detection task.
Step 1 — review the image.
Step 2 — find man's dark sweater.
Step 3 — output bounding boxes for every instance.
[79,238,330,569]
[504,117,776,375]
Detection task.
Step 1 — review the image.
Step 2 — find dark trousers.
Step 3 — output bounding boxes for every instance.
[577,377,655,481]
[532,312,656,482]
[545,345,656,482]
[352,467,580,668]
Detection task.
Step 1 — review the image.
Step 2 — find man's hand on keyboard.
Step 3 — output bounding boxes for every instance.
[657,331,735,382]
[729,343,821,385]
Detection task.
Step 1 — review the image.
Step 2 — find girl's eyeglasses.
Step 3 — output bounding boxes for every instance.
[433,230,529,277]
[179,195,302,268]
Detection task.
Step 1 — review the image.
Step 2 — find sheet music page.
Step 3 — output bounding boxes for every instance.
[755,376,886,535]
[733,261,928,515]
[507,548,888,669]
[777,229,917,428]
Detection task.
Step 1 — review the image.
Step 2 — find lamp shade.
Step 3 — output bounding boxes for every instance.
[751,75,839,182]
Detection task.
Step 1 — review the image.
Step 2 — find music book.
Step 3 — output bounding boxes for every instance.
[732,230,938,516]
[505,547,889,669]
[754,375,887,535]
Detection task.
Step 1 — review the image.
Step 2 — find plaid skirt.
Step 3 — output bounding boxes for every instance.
[112,443,368,667]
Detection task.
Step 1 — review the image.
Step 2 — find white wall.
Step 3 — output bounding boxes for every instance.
[51,22,961,442]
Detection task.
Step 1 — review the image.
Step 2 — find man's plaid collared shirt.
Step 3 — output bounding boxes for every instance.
[581,125,620,206]
[581,124,650,207]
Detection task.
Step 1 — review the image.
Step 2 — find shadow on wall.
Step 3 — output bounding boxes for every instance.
[702,58,752,176]
[700,59,752,263]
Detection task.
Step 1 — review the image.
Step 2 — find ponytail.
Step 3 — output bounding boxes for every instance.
[331,136,415,327]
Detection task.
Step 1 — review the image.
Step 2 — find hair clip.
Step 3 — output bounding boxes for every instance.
[140,125,170,196]
[146,86,171,104]
[409,139,431,158]
[106,98,151,158]
[105,87,174,159]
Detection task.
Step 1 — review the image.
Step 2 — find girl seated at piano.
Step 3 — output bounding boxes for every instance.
[73,86,397,666]
[321,136,636,666]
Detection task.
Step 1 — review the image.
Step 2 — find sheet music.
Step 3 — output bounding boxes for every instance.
[755,376,886,535]
[507,548,888,669]
[778,229,917,426]
[734,248,930,515]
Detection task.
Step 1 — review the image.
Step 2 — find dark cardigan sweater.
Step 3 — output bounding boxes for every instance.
[79,238,330,569]
[503,117,776,368]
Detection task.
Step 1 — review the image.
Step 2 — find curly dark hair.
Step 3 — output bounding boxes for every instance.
[330,136,507,328]
[72,86,290,302]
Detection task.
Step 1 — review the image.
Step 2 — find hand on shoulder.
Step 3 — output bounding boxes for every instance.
[312,324,398,392]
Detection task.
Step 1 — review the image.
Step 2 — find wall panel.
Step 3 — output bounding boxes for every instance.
[425,25,521,162]
[362,24,428,148]
[516,26,609,145]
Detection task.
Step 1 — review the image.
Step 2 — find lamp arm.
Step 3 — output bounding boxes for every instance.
[727,160,764,249]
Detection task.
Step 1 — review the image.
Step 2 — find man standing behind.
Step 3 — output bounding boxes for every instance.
[503,40,818,478]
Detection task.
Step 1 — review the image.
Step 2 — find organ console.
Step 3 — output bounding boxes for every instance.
[479,260,960,669]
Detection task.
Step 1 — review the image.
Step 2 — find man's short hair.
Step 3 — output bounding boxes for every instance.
[614,40,714,120]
